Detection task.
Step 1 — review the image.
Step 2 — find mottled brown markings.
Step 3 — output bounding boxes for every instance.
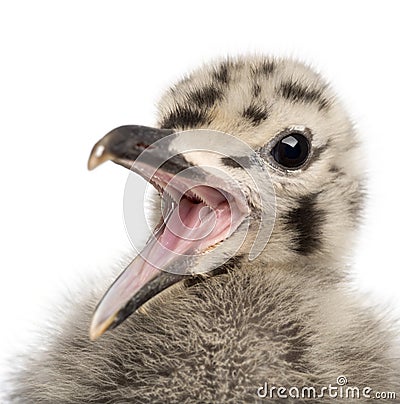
[187,85,223,109]
[221,155,252,169]
[311,142,329,161]
[242,103,269,125]
[260,60,275,75]
[283,192,325,255]
[252,82,261,97]
[161,82,224,129]
[278,80,330,111]
[330,166,346,178]
[249,60,275,98]
[251,60,275,77]
[212,61,230,85]
[160,106,209,129]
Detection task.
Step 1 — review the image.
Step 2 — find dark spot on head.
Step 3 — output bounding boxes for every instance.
[160,106,208,129]
[260,60,275,76]
[250,60,275,98]
[318,97,330,110]
[283,193,325,255]
[212,61,230,85]
[252,82,261,97]
[221,155,252,169]
[242,103,269,125]
[329,165,346,178]
[278,80,330,111]
[187,85,223,109]
[251,60,275,77]
[311,142,329,161]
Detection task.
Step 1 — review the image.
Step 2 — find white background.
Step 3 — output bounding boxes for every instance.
[0,0,399,396]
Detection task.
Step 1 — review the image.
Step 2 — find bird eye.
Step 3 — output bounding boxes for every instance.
[271,132,310,169]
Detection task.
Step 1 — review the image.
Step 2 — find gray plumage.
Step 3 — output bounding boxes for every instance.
[7,56,400,403]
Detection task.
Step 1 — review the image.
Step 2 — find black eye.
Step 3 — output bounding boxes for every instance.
[271,132,310,169]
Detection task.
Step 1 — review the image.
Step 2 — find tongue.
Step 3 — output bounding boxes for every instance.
[90,197,233,334]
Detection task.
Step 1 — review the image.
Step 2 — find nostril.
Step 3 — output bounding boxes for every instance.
[136,142,149,150]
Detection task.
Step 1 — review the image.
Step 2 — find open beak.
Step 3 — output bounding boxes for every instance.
[88,125,249,340]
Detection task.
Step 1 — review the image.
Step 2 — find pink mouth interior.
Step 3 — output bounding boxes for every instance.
[91,185,245,327]
[160,191,232,254]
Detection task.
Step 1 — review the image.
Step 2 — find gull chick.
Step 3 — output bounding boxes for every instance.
[9,56,400,403]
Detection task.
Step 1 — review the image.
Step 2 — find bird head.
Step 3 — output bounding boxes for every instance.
[88,56,364,340]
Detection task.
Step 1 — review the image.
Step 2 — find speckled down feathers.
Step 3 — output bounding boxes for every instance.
[9,263,400,403]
